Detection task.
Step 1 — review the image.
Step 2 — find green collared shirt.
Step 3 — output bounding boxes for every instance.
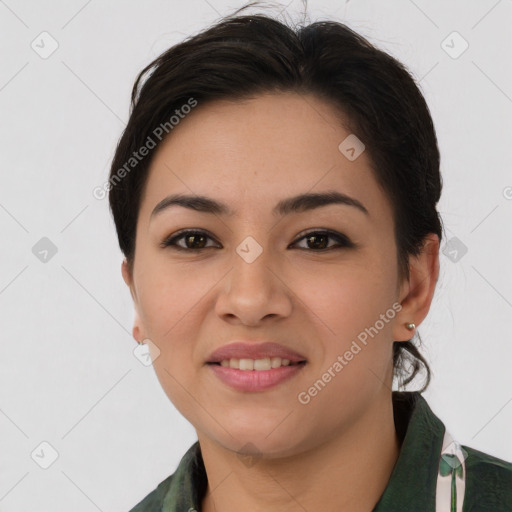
[128,392,512,511]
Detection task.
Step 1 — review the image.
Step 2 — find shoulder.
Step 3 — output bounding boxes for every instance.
[127,473,174,512]
[125,441,205,511]
[462,444,512,510]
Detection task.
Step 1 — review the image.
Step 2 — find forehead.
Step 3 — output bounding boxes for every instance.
[138,92,393,224]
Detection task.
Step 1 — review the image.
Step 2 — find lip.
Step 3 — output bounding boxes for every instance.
[206,341,307,364]
[208,363,306,392]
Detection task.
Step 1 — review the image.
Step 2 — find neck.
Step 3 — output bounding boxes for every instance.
[199,391,401,512]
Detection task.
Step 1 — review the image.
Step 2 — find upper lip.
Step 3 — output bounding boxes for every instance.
[206,341,307,364]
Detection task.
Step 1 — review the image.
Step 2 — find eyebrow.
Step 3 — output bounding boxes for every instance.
[150,190,369,220]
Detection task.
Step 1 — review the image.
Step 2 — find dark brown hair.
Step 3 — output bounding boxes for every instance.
[108,5,444,391]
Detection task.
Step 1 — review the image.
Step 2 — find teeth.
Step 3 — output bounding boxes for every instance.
[240,358,254,370]
[219,357,294,370]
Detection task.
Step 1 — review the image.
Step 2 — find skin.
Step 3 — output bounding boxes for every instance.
[122,92,440,511]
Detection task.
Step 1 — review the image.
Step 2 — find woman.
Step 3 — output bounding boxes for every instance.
[107,6,512,511]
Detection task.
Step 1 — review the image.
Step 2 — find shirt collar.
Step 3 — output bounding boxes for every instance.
[373,391,446,510]
[162,391,445,511]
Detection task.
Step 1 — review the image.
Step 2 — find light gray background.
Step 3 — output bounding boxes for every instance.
[1,0,511,510]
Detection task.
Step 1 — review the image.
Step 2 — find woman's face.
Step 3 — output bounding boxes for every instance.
[123,92,423,457]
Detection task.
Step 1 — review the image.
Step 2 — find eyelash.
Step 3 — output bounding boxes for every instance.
[160,229,355,252]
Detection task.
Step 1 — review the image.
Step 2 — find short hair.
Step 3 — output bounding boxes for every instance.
[108,9,444,391]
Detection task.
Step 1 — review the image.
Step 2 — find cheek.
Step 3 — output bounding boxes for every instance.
[137,270,204,416]
[295,256,398,384]
[296,256,396,332]
[135,262,216,379]
[300,275,396,412]
[136,260,205,330]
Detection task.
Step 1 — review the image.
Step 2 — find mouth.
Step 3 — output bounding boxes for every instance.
[207,358,307,392]
[206,341,307,367]
[207,357,307,370]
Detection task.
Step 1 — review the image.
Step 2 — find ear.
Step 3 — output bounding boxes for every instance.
[393,233,440,342]
[121,258,136,301]
[121,259,145,344]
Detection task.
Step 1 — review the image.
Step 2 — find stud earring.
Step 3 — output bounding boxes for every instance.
[405,322,416,331]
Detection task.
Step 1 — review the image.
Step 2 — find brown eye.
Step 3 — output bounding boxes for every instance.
[291,230,354,251]
[161,229,355,252]
[161,230,218,250]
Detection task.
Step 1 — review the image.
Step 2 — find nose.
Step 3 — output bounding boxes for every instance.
[214,243,293,326]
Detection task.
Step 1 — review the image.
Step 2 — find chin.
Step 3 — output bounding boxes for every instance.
[208,429,306,460]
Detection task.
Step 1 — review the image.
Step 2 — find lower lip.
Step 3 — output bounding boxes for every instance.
[207,363,306,392]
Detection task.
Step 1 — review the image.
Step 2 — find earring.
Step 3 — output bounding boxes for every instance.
[405,322,416,331]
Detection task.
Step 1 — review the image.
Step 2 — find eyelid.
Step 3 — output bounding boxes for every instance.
[161,228,355,251]
[291,229,355,249]
[160,229,220,249]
